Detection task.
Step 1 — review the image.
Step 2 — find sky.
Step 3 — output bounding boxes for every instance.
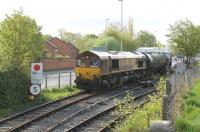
[0,0,200,44]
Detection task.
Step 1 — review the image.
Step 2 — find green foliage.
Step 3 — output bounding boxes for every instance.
[0,69,29,107]
[42,34,53,42]
[58,28,82,45]
[105,21,138,51]
[0,10,44,107]
[168,19,200,67]
[116,77,165,132]
[94,36,120,51]
[58,17,141,52]
[175,79,200,132]
[136,30,157,47]
[0,10,43,72]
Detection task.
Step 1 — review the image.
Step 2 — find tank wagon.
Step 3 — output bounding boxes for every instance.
[75,50,172,91]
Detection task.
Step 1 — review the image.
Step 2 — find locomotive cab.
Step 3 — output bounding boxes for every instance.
[75,54,102,80]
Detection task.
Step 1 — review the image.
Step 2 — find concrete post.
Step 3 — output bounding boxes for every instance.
[162,95,169,120]
[150,120,172,132]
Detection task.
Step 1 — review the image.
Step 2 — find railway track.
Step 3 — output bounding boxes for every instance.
[0,81,156,132]
[48,87,156,132]
[0,91,95,132]
[79,93,152,132]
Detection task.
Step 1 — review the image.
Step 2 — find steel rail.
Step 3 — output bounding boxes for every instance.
[64,89,156,132]
[46,87,155,132]
[98,98,150,132]
[0,91,84,124]
[3,92,96,132]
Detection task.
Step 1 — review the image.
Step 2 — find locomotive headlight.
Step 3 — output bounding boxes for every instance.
[76,73,81,77]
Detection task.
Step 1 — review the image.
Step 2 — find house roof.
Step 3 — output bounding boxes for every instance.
[46,41,58,49]
[51,37,79,51]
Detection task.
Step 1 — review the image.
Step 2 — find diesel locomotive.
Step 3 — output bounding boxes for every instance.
[75,50,172,91]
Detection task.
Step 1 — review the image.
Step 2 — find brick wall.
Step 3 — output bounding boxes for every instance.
[42,58,76,71]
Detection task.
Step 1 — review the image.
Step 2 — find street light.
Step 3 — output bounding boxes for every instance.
[105,18,109,51]
[118,0,123,51]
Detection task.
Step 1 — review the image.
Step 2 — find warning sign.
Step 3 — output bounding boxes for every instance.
[31,63,43,84]
[30,85,41,95]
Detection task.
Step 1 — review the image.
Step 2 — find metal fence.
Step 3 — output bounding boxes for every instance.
[167,64,200,124]
[41,72,76,89]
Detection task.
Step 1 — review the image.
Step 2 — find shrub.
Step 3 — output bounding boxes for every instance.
[0,69,29,107]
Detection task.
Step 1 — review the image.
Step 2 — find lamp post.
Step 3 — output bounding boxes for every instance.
[118,0,123,51]
[105,18,109,51]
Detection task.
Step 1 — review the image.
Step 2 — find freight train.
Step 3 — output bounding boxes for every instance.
[75,50,172,91]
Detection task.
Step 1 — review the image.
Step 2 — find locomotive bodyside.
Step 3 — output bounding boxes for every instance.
[75,50,147,91]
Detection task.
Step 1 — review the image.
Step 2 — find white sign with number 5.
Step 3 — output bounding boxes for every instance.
[30,85,41,95]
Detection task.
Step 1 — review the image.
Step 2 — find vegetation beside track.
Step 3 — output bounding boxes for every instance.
[41,86,80,101]
[175,79,200,132]
[114,77,165,132]
[0,86,80,117]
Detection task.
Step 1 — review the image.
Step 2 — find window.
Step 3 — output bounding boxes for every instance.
[138,61,143,67]
[112,59,119,69]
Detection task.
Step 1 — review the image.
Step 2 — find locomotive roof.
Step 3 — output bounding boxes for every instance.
[79,50,146,59]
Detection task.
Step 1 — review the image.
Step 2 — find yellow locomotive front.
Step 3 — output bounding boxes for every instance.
[75,52,102,91]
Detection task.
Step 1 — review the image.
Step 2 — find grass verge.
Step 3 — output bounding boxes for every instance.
[175,79,200,132]
[0,86,80,118]
[41,86,80,101]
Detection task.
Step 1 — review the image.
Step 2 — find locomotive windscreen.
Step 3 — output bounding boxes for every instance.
[77,56,102,67]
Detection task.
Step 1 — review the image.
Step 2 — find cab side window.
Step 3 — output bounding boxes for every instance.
[138,60,143,67]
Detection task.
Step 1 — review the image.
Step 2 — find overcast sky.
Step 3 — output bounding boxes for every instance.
[1,0,200,44]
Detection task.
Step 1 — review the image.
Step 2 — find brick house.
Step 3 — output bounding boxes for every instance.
[43,37,79,71]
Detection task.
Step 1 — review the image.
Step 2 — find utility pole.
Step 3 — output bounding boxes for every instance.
[118,0,123,51]
[105,18,109,51]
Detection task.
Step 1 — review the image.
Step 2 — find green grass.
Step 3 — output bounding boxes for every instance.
[41,86,80,101]
[175,79,200,132]
[0,86,80,118]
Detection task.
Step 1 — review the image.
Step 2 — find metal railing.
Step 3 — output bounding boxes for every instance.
[41,71,76,89]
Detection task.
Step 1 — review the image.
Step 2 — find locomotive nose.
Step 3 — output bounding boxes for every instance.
[75,67,101,80]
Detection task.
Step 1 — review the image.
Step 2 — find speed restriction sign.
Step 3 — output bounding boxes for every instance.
[30,85,41,95]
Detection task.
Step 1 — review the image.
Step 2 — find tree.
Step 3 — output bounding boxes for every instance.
[0,10,43,106]
[42,34,53,42]
[104,18,138,51]
[0,10,43,72]
[168,19,200,67]
[76,34,97,52]
[93,36,120,51]
[136,31,157,47]
[58,28,82,45]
